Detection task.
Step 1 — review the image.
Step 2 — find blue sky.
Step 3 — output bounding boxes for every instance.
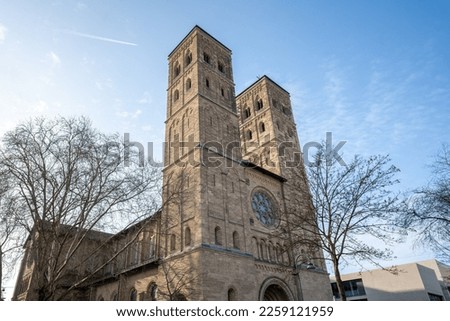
[1,1,449,281]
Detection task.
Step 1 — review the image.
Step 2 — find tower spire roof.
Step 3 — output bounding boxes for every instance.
[168,25,231,58]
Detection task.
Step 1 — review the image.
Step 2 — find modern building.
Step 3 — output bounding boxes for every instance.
[330,259,450,301]
[13,26,332,301]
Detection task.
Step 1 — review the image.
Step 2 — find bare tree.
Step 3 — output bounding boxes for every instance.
[401,144,450,262]
[159,257,201,301]
[286,148,404,301]
[0,116,162,300]
[157,166,201,301]
[0,168,26,300]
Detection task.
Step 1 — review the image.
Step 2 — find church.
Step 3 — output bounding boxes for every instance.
[13,26,332,301]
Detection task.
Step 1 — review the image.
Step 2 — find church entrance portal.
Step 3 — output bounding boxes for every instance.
[263,284,290,301]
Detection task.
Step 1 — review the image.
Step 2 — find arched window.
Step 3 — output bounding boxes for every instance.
[185,227,191,246]
[232,231,240,249]
[246,129,253,140]
[186,78,192,90]
[148,282,158,301]
[214,226,222,246]
[203,52,210,64]
[265,148,271,165]
[256,97,263,111]
[282,105,291,116]
[268,242,274,262]
[272,98,278,108]
[170,234,176,252]
[173,89,179,101]
[130,288,137,301]
[130,242,140,265]
[97,295,104,301]
[149,235,156,259]
[227,288,237,301]
[252,237,259,258]
[243,106,251,119]
[221,87,225,96]
[287,128,293,137]
[111,292,118,301]
[173,61,180,78]
[276,244,283,263]
[260,240,267,260]
[259,122,266,133]
[218,61,224,73]
[185,51,192,66]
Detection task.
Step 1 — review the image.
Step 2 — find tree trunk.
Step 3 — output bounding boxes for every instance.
[333,261,347,301]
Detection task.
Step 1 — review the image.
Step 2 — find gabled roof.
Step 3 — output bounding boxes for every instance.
[168,25,232,58]
[236,75,290,98]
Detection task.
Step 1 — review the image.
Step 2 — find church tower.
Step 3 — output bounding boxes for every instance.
[161,26,331,301]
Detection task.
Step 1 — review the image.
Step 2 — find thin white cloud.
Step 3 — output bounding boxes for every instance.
[0,23,7,44]
[32,100,50,113]
[116,109,142,119]
[64,30,138,46]
[137,91,152,105]
[48,51,61,66]
[141,125,153,132]
[95,78,113,91]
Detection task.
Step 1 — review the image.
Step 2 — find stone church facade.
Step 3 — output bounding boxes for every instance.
[13,26,332,301]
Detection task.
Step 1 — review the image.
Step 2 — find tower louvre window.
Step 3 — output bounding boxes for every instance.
[243,106,251,119]
[203,52,210,64]
[185,51,192,66]
[221,88,225,96]
[246,129,253,140]
[272,99,278,108]
[174,89,180,101]
[260,122,266,133]
[174,61,181,78]
[256,98,263,111]
[218,61,224,73]
[186,78,192,90]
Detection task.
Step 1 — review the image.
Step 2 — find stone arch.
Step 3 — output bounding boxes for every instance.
[214,226,222,246]
[260,239,267,260]
[130,287,138,301]
[259,277,294,301]
[184,226,191,246]
[185,50,192,66]
[232,231,240,249]
[252,237,259,258]
[227,287,237,301]
[147,282,158,301]
[173,61,181,78]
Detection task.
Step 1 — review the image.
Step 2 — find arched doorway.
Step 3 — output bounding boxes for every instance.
[259,277,294,301]
[263,284,290,301]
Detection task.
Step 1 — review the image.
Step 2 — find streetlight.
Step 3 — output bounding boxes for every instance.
[292,255,318,300]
